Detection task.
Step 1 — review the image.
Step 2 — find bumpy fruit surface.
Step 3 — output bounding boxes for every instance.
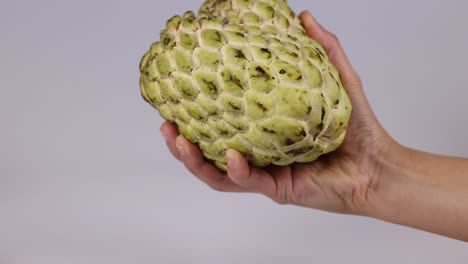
[140,0,352,171]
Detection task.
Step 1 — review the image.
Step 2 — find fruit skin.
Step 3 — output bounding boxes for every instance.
[140,0,352,171]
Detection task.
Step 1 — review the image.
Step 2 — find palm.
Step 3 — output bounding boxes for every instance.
[160,11,389,215]
[258,102,386,213]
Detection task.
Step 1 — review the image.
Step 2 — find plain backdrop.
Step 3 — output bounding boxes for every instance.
[1,0,468,263]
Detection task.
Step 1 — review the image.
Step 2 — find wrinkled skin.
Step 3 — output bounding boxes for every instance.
[160,11,394,215]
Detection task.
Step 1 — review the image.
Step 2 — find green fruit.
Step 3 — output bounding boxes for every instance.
[140,0,352,171]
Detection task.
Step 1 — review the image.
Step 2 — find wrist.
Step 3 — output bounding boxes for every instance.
[362,140,414,219]
[364,141,468,241]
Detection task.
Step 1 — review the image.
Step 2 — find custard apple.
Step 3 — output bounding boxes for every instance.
[140,0,352,171]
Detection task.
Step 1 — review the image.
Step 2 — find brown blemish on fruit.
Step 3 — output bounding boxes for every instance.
[255,66,271,80]
[213,31,222,42]
[235,49,246,59]
[299,129,306,137]
[235,32,245,38]
[260,48,272,59]
[256,101,267,112]
[262,127,277,134]
[180,88,194,98]
[288,51,299,58]
[299,96,306,104]
[229,102,241,110]
[285,138,295,146]
[316,49,325,62]
[199,132,212,139]
[286,146,314,155]
[203,79,218,94]
[313,132,320,140]
[229,75,243,89]
[317,122,324,131]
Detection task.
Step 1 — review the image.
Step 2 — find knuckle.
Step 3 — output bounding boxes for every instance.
[185,163,202,177]
[272,186,291,205]
[209,183,226,192]
[329,32,339,43]
[272,196,288,205]
[185,157,204,174]
[169,148,182,161]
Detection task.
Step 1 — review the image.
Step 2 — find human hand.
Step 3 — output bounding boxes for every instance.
[160,11,396,216]
[157,10,468,242]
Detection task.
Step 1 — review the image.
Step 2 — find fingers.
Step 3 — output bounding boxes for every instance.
[175,136,246,192]
[160,123,281,198]
[160,122,182,161]
[226,149,277,198]
[299,11,361,88]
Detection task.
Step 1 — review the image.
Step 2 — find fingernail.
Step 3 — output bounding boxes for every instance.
[226,150,236,169]
[176,138,186,157]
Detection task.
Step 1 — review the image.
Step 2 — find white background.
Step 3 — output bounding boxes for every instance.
[1,0,467,263]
